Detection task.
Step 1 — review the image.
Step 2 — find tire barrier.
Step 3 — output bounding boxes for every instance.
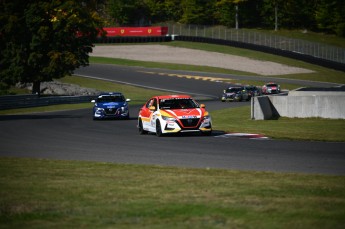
[0,94,95,110]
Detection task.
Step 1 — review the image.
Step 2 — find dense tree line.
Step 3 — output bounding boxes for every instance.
[105,0,345,37]
[0,0,105,94]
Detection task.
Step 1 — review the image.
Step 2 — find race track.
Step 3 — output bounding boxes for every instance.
[1,64,344,175]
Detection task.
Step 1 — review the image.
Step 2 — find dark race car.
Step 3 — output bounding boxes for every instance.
[91,92,131,120]
[244,85,262,97]
[221,87,250,102]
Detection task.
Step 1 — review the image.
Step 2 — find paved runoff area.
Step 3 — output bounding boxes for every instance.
[91,44,314,76]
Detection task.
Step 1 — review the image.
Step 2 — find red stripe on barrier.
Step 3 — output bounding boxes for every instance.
[102,26,168,37]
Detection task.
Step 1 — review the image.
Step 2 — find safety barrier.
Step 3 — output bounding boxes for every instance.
[0,94,95,110]
[95,35,172,44]
[251,91,345,120]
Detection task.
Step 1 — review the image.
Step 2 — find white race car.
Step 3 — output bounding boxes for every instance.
[138,95,212,136]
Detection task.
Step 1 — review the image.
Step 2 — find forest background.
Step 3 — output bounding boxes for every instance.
[104,0,345,37]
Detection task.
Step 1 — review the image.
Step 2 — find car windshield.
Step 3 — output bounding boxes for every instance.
[225,88,242,93]
[267,84,278,87]
[159,99,198,109]
[246,86,256,91]
[97,95,125,103]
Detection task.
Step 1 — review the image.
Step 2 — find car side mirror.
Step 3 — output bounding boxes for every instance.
[149,106,156,111]
[200,104,205,108]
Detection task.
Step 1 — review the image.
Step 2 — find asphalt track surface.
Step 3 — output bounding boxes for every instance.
[1,64,344,175]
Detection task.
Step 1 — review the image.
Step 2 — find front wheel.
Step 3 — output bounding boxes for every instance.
[156,120,163,137]
[138,119,147,135]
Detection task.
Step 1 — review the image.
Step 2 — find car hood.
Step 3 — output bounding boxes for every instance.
[95,102,127,108]
[160,108,205,118]
[224,92,237,96]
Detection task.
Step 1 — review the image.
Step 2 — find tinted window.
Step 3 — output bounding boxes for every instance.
[225,88,241,93]
[159,99,198,109]
[97,95,125,103]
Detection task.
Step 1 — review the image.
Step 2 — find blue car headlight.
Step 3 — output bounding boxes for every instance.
[121,106,129,112]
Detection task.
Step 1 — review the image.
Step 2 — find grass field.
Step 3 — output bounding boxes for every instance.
[1,158,344,229]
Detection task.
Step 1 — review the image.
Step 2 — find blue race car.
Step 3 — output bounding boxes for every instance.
[91,92,131,120]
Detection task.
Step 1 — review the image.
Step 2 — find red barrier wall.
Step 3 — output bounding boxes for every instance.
[103,26,168,37]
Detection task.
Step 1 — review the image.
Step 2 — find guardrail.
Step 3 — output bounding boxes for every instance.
[164,24,345,65]
[0,94,95,110]
[173,35,345,72]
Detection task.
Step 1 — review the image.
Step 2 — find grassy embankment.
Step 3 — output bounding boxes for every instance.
[1,157,344,229]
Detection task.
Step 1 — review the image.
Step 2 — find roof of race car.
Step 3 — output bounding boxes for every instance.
[97,92,124,98]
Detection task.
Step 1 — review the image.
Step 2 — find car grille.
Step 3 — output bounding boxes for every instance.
[104,108,119,115]
[180,118,200,127]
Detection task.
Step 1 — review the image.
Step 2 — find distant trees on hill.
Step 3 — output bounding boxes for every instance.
[105,0,345,37]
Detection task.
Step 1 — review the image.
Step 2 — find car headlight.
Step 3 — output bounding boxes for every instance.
[96,108,104,111]
[203,115,211,120]
[162,115,176,121]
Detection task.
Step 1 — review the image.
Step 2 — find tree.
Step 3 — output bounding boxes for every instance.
[214,0,248,29]
[315,0,345,37]
[164,0,183,22]
[0,0,104,95]
[107,0,150,26]
[180,0,216,25]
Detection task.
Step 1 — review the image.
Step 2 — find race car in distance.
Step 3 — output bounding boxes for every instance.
[262,82,281,94]
[244,85,262,97]
[91,92,130,120]
[138,95,212,136]
[221,87,250,102]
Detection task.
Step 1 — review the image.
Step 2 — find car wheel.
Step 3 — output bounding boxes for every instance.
[156,120,163,137]
[138,119,147,135]
[201,125,212,136]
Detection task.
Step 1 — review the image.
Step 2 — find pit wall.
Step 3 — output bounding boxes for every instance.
[251,92,345,120]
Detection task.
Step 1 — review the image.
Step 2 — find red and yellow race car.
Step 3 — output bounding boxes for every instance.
[138,95,212,136]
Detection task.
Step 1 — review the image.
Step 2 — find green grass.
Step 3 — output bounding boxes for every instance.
[60,75,168,104]
[1,157,344,229]
[255,28,345,48]
[212,106,345,142]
